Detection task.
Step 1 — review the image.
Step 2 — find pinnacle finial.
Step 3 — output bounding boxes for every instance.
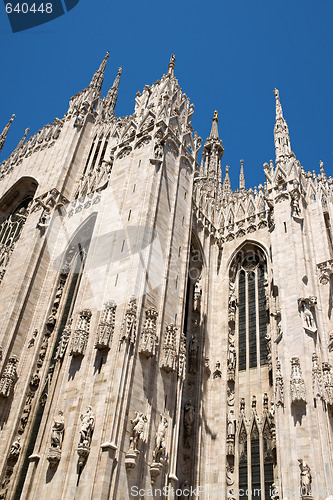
[273,88,292,161]
[105,66,123,117]
[15,127,30,151]
[274,88,284,120]
[89,51,110,92]
[239,159,245,190]
[0,114,15,155]
[168,54,176,76]
[209,110,219,139]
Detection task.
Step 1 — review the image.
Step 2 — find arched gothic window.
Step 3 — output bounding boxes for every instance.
[232,247,269,371]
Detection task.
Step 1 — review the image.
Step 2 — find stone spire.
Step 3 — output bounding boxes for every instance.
[273,88,292,163]
[16,127,30,150]
[0,114,15,154]
[202,111,224,198]
[89,51,110,94]
[222,165,231,195]
[239,159,245,191]
[167,54,176,77]
[104,67,122,118]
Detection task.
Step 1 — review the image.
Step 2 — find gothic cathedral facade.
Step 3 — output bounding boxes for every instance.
[0,53,332,500]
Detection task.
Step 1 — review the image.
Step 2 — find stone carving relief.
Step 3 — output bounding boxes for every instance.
[193,277,202,312]
[213,361,222,379]
[67,192,101,218]
[55,318,72,360]
[95,300,117,350]
[0,355,18,398]
[47,410,65,467]
[178,333,186,378]
[317,260,333,285]
[228,282,237,322]
[226,409,235,457]
[120,296,137,344]
[298,297,317,334]
[290,357,306,404]
[139,307,159,358]
[0,438,21,500]
[70,309,92,357]
[290,190,303,220]
[27,329,38,348]
[150,415,168,482]
[125,411,147,470]
[227,340,236,382]
[77,405,95,466]
[160,324,177,373]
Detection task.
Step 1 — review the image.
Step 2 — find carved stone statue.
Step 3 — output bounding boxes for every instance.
[47,410,65,467]
[152,415,168,464]
[298,459,312,497]
[0,355,18,398]
[79,405,95,448]
[184,401,195,447]
[139,307,158,358]
[275,359,284,406]
[290,357,306,404]
[70,310,92,357]
[298,297,317,334]
[228,282,237,322]
[9,438,21,461]
[129,412,147,452]
[227,409,235,436]
[55,319,72,360]
[121,296,137,344]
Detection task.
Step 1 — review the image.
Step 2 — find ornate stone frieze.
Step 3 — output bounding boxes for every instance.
[95,300,117,350]
[298,297,317,334]
[120,296,137,344]
[0,355,18,398]
[77,405,95,467]
[322,362,333,407]
[150,415,168,482]
[139,307,158,358]
[70,310,92,357]
[317,260,333,285]
[67,192,101,218]
[125,411,147,470]
[160,324,177,372]
[47,410,65,467]
[290,357,306,404]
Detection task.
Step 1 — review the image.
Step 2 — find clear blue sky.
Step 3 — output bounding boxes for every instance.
[0,0,332,189]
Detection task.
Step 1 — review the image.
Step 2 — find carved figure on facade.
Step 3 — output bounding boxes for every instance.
[139,307,159,358]
[160,323,177,372]
[193,277,202,312]
[275,358,284,406]
[213,361,222,379]
[226,409,235,456]
[55,318,72,361]
[47,410,65,467]
[290,357,306,404]
[77,405,95,466]
[150,415,168,481]
[27,329,38,348]
[290,191,303,220]
[298,297,317,334]
[70,309,92,357]
[312,352,323,400]
[228,281,237,322]
[120,296,137,344]
[125,411,148,469]
[271,483,280,500]
[227,341,236,381]
[184,400,195,448]
[178,333,187,378]
[0,355,18,398]
[322,362,333,407]
[188,333,198,373]
[298,459,312,498]
[95,300,117,350]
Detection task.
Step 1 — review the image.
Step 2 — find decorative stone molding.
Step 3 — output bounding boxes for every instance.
[160,324,177,372]
[322,362,333,407]
[227,341,236,382]
[226,409,235,457]
[95,300,117,350]
[139,307,158,358]
[228,282,237,323]
[298,297,317,334]
[290,357,306,404]
[213,361,222,379]
[150,415,168,482]
[125,411,147,470]
[0,355,18,398]
[275,359,284,407]
[70,310,92,357]
[0,438,21,500]
[47,410,65,467]
[317,260,333,285]
[67,192,101,218]
[55,318,72,360]
[77,405,95,467]
[120,296,137,344]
